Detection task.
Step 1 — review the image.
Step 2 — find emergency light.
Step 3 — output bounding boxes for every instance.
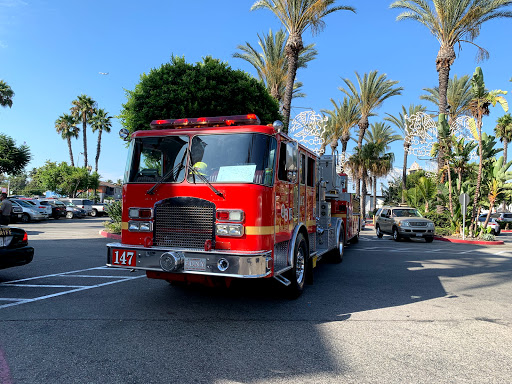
[150,114,260,129]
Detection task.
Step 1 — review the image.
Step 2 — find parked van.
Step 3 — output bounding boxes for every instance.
[59,198,93,215]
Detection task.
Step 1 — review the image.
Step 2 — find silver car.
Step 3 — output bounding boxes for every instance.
[375,206,435,242]
[11,200,46,223]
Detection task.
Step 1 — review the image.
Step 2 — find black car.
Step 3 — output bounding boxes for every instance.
[0,225,34,270]
[41,199,67,219]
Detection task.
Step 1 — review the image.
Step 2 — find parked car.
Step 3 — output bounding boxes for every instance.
[21,199,52,218]
[0,225,34,270]
[40,199,67,219]
[60,200,87,219]
[10,203,23,223]
[91,203,108,217]
[59,198,93,215]
[375,206,435,242]
[10,200,46,223]
[477,214,501,236]
[494,212,512,224]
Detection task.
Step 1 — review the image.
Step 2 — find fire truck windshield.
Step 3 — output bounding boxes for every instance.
[125,135,189,183]
[187,133,276,185]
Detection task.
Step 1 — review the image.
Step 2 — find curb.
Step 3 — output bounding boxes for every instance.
[99,230,121,240]
[502,230,512,233]
[434,236,505,245]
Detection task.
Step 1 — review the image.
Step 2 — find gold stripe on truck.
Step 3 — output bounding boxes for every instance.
[245,226,275,236]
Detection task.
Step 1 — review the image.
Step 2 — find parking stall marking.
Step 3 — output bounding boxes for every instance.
[0,267,144,310]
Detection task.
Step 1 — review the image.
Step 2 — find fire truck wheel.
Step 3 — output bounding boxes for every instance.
[287,233,308,298]
[331,227,345,264]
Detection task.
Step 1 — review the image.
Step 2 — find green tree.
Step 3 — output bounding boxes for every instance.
[71,94,97,168]
[448,137,478,195]
[251,0,355,129]
[339,70,403,207]
[467,67,508,235]
[55,113,79,167]
[0,80,14,109]
[364,122,399,211]
[321,96,360,165]
[233,29,317,105]
[119,56,281,135]
[6,172,27,195]
[390,0,512,116]
[34,161,100,198]
[420,74,473,122]
[90,108,113,174]
[0,134,30,175]
[385,104,426,202]
[495,113,512,163]
[481,156,512,229]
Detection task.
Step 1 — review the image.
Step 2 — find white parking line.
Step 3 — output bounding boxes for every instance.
[0,267,144,309]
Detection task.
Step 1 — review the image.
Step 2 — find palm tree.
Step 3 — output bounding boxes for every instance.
[339,70,403,217]
[71,94,97,167]
[251,0,356,129]
[448,137,477,195]
[467,67,508,235]
[495,113,512,164]
[390,0,512,116]
[90,108,113,174]
[321,96,360,166]
[55,114,79,167]
[385,104,426,202]
[416,176,437,213]
[390,0,512,178]
[420,75,473,122]
[233,29,317,106]
[0,80,14,109]
[364,122,399,211]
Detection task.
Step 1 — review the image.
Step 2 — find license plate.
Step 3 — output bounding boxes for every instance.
[111,249,137,267]
[184,258,206,272]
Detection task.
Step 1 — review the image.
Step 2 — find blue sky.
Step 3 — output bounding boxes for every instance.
[1,0,511,185]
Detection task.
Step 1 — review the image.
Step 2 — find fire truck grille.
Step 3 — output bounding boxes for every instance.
[154,197,215,249]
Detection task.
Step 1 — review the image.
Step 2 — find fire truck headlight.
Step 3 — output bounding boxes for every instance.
[139,222,152,232]
[128,221,140,231]
[216,224,244,237]
[216,224,229,235]
[216,210,244,222]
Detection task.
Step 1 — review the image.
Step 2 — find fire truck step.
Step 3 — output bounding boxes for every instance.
[274,274,291,287]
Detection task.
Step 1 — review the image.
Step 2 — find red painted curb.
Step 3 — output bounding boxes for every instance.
[99,230,121,240]
[502,230,512,233]
[434,236,504,245]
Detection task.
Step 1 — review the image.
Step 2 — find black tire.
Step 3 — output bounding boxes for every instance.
[66,211,74,219]
[91,209,98,217]
[21,213,30,223]
[376,225,383,238]
[392,227,401,242]
[331,226,345,264]
[425,236,434,243]
[286,233,308,299]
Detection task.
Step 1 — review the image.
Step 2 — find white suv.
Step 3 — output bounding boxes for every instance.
[477,214,501,236]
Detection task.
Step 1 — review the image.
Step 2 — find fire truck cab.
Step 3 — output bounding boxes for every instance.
[107,114,360,297]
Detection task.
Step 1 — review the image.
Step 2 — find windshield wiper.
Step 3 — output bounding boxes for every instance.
[146,148,189,195]
[190,167,225,199]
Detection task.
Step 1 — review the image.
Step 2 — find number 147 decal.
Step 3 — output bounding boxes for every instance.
[112,249,136,266]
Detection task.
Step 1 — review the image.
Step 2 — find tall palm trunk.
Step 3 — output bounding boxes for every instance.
[361,173,367,220]
[341,141,348,172]
[67,137,75,167]
[446,162,453,216]
[372,175,377,214]
[504,137,508,165]
[402,143,408,203]
[356,119,369,200]
[436,46,455,213]
[95,129,103,174]
[82,116,88,167]
[470,115,484,236]
[283,34,303,130]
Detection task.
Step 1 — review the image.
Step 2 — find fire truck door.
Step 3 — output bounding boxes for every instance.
[299,152,307,224]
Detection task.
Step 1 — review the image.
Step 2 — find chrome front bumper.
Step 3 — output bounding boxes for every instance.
[106,243,272,278]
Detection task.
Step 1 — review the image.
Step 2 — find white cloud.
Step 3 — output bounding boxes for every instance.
[0,40,7,48]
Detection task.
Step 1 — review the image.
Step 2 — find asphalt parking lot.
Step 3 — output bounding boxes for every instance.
[0,219,511,383]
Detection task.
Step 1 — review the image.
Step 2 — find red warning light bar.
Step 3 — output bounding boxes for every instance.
[150,114,261,129]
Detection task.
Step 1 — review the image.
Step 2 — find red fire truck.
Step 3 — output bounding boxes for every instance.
[107,114,360,297]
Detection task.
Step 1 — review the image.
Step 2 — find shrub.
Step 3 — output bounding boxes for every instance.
[435,227,452,236]
[424,211,451,228]
[105,201,122,223]
[480,233,496,241]
[103,221,121,234]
